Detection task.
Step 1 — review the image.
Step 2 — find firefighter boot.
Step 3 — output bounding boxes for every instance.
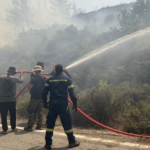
[24,127,33,131]
[44,145,51,150]
[69,140,80,148]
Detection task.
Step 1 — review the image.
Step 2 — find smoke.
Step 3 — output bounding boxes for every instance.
[0,0,150,91]
[71,3,133,34]
[0,0,15,47]
[0,0,132,47]
[66,28,150,69]
[0,0,74,47]
[67,31,150,89]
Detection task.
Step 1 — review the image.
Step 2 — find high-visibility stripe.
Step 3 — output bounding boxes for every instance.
[49,79,67,82]
[46,128,54,132]
[68,85,74,89]
[45,83,49,87]
[65,129,73,133]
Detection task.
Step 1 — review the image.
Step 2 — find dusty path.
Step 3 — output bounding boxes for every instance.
[16,119,150,145]
[1,125,150,150]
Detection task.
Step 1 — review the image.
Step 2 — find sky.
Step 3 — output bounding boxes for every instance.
[71,0,136,12]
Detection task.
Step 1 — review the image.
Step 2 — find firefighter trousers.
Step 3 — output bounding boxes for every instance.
[45,103,75,146]
[27,99,43,128]
[0,102,16,132]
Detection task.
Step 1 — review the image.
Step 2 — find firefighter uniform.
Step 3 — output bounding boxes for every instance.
[42,72,77,146]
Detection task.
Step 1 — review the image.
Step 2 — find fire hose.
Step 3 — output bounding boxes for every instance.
[15,70,150,138]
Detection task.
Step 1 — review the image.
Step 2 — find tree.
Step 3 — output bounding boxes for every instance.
[72,1,85,15]
[118,0,150,34]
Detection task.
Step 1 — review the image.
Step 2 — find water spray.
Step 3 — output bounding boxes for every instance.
[66,28,150,69]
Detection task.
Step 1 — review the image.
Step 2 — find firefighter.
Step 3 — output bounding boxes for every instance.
[30,62,45,123]
[0,67,24,134]
[31,62,44,78]
[44,66,72,80]
[24,65,46,131]
[42,64,80,150]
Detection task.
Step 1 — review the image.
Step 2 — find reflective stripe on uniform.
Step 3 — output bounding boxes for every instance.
[49,79,67,82]
[46,128,54,132]
[45,83,49,87]
[65,129,73,133]
[68,85,74,89]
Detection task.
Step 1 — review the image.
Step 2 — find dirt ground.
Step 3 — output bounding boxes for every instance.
[13,118,150,146]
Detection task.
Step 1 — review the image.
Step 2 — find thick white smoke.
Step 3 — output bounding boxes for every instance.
[0,0,72,47]
[0,0,13,47]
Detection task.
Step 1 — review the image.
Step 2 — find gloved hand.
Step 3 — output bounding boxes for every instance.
[72,102,77,113]
[63,68,66,71]
[43,102,49,109]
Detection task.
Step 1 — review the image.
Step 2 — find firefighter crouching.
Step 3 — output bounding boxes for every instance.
[42,64,80,150]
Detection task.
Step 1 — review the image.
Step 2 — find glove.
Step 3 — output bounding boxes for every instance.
[43,102,49,109]
[72,102,77,113]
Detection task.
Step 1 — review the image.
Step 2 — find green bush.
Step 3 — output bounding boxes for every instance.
[17,93,30,118]
[123,100,150,134]
[71,81,150,134]
[72,80,122,128]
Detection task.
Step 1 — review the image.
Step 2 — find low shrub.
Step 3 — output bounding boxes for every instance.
[72,80,150,134]
[17,93,30,118]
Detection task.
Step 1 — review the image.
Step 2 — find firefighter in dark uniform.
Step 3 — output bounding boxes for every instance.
[42,64,80,150]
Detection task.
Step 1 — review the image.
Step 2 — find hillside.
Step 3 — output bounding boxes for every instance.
[72,3,134,34]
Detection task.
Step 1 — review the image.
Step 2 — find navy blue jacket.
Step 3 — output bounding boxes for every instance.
[42,73,77,105]
[50,70,72,79]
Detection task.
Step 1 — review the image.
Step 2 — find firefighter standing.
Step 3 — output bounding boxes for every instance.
[24,65,46,131]
[0,67,24,134]
[42,64,80,150]
[31,62,45,123]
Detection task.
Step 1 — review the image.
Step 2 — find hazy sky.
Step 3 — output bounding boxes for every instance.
[71,0,136,12]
